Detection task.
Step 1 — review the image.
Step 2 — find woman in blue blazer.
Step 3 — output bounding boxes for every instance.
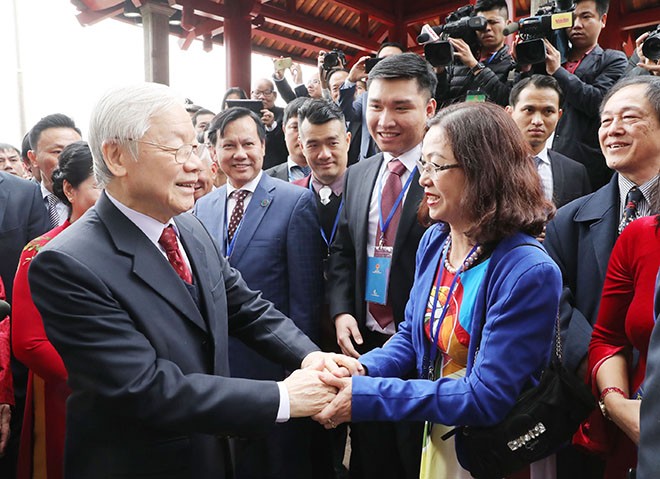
[316,102,562,478]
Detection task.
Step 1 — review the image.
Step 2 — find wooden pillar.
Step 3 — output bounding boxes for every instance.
[225,0,254,93]
[141,2,175,85]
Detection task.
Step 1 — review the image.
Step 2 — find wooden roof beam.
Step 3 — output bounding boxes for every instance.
[403,0,466,25]
[329,0,396,26]
[255,29,327,53]
[620,7,660,30]
[76,5,123,25]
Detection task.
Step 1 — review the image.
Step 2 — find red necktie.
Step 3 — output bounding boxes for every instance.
[159,226,193,284]
[228,190,249,242]
[369,159,407,329]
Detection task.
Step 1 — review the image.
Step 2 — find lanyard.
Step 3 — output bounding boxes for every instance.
[482,50,498,65]
[425,241,480,380]
[309,181,344,248]
[377,166,415,238]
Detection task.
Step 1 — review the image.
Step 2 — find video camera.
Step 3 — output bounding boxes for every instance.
[505,1,573,66]
[323,49,347,71]
[418,5,487,67]
[642,25,660,62]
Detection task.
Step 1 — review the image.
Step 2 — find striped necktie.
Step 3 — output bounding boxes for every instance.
[46,194,60,229]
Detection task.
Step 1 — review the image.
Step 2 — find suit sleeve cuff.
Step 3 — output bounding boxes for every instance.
[276,381,290,422]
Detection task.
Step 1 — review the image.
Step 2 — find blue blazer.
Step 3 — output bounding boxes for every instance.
[194,173,323,380]
[353,226,561,430]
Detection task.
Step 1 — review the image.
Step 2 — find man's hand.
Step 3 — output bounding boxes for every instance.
[291,63,303,85]
[634,32,660,76]
[448,38,478,69]
[260,109,275,128]
[284,360,337,417]
[302,351,365,377]
[312,373,352,429]
[543,38,562,75]
[348,56,370,83]
[273,57,286,80]
[0,403,10,457]
[334,313,363,358]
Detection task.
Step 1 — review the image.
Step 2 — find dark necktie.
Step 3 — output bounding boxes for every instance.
[159,226,193,284]
[46,194,60,229]
[619,187,643,234]
[369,159,407,329]
[228,189,249,242]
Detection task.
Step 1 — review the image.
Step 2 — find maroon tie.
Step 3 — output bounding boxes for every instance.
[369,159,407,329]
[228,190,249,242]
[159,226,193,284]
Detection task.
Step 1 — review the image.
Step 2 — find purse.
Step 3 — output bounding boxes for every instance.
[450,313,597,479]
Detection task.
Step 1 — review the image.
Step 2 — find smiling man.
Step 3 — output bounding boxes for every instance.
[328,52,436,479]
[545,75,660,479]
[507,75,591,207]
[27,84,356,479]
[194,107,324,479]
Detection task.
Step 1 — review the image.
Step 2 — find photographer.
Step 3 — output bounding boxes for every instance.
[272,58,324,103]
[542,0,626,190]
[435,0,516,107]
[624,31,660,77]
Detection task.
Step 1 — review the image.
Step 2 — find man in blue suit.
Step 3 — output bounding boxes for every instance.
[194,107,325,479]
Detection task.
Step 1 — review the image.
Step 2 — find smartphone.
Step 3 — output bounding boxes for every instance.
[365,57,383,73]
[274,57,293,71]
[465,90,487,102]
[225,99,264,114]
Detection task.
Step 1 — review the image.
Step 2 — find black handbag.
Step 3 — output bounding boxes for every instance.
[449,313,597,479]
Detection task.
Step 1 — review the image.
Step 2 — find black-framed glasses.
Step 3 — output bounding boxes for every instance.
[130,140,199,164]
[416,158,461,179]
[251,89,274,97]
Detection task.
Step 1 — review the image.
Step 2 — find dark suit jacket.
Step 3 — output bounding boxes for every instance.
[548,149,592,208]
[544,173,619,372]
[264,106,288,170]
[0,172,49,304]
[193,173,323,380]
[338,86,376,161]
[273,76,309,103]
[638,270,660,478]
[28,192,318,479]
[551,45,627,190]
[327,153,427,348]
[265,162,289,182]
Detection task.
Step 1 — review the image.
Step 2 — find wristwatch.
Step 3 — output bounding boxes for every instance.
[470,62,485,75]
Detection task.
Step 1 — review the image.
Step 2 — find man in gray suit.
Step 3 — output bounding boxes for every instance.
[28,82,359,479]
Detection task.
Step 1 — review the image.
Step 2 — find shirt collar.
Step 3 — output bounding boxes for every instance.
[226,170,263,197]
[536,146,550,166]
[618,173,658,211]
[105,191,176,246]
[39,182,51,199]
[311,171,346,197]
[383,143,422,173]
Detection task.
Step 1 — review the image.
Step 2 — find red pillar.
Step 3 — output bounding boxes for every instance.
[224,0,254,93]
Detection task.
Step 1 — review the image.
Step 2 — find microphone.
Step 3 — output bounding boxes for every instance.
[417,24,441,44]
[0,300,10,318]
[503,21,519,36]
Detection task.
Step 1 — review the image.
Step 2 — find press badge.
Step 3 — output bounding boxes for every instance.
[365,245,393,305]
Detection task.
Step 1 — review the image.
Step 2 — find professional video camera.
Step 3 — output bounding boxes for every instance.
[642,25,660,62]
[418,5,487,67]
[322,49,347,71]
[504,0,573,66]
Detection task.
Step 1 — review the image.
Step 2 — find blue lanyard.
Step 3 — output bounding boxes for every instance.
[483,51,498,65]
[425,241,480,379]
[309,181,344,248]
[224,197,246,258]
[377,166,415,237]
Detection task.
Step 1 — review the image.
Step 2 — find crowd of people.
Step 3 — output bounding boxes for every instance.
[2,0,660,478]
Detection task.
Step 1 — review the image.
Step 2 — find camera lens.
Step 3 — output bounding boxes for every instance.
[643,32,660,62]
[323,53,339,70]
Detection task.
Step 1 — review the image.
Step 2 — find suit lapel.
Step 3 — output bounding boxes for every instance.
[229,174,274,265]
[355,155,383,252]
[0,174,8,229]
[98,194,208,333]
[549,151,565,204]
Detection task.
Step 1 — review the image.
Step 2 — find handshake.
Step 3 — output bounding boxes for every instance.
[283,351,363,429]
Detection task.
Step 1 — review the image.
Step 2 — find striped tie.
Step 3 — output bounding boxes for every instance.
[46,194,60,229]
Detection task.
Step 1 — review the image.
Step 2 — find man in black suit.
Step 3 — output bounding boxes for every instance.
[545,76,660,478]
[507,75,591,208]
[542,0,627,190]
[328,53,436,479]
[252,78,288,170]
[265,97,311,182]
[0,171,50,478]
[27,82,360,479]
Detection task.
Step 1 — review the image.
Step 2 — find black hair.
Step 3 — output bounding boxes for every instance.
[298,98,346,127]
[21,132,31,162]
[283,97,309,127]
[575,0,609,17]
[367,52,438,100]
[475,0,509,17]
[207,107,266,147]
[326,68,349,85]
[192,108,216,127]
[52,141,94,208]
[221,87,248,110]
[29,114,80,153]
[377,41,406,57]
[509,74,564,108]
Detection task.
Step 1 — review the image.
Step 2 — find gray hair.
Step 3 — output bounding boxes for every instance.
[88,83,183,187]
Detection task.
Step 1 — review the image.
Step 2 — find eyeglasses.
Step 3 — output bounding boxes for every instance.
[130,140,199,164]
[416,158,461,179]
[251,89,274,97]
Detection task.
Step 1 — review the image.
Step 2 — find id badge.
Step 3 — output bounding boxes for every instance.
[365,245,393,305]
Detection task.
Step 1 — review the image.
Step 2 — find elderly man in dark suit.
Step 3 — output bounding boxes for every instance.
[251,78,288,170]
[545,75,660,478]
[27,83,359,479]
[507,74,591,208]
[328,52,436,479]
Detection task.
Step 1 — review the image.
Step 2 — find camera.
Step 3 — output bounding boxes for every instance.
[323,49,346,71]
[642,25,660,62]
[419,5,487,67]
[507,1,573,66]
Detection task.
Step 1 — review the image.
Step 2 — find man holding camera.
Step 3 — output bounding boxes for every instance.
[542,0,627,190]
[435,0,515,107]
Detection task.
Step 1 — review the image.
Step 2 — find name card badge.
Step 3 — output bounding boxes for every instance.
[365,245,393,305]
